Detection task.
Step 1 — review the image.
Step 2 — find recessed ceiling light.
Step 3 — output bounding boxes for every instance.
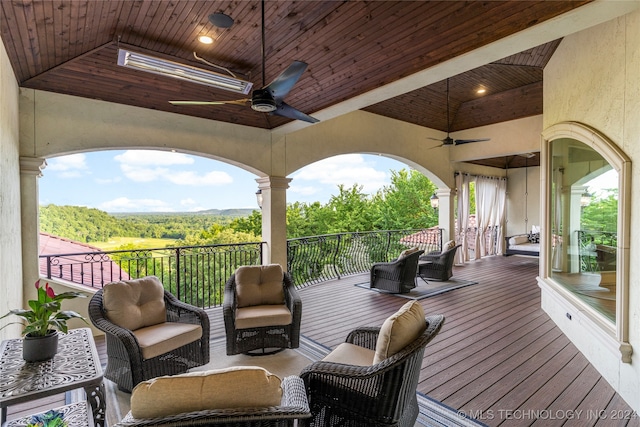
[198,35,214,45]
[476,88,486,94]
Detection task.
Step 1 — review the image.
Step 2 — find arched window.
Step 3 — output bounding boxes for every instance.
[540,122,631,362]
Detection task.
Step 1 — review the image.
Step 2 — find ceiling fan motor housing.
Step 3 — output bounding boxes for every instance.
[251,88,277,112]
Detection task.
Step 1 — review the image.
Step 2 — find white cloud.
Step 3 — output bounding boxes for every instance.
[47,154,89,178]
[167,170,233,186]
[180,198,197,206]
[99,197,172,212]
[119,165,169,182]
[114,150,194,166]
[292,154,389,193]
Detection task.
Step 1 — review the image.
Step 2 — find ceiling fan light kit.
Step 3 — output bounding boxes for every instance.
[117,48,253,95]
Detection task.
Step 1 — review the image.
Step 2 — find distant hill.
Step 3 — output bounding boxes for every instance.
[111,208,255,217]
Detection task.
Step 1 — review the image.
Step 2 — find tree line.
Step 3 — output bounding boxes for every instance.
[40,169,439,248]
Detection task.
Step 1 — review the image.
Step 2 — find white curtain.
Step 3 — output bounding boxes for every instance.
[475,175,507,258]
[455,173,472,264]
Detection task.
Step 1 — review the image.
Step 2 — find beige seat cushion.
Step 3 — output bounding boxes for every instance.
[373,300,426,364]
[130,367,282,419]
[102,276,166,331]
[235,264,285,308]
[322,342,376,366]
[133,322,203,360]
[235,304,292,329]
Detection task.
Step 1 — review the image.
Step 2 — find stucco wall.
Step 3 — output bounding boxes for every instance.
[543,9,640,412]
[506,166,541,238]
[0,39,23,340]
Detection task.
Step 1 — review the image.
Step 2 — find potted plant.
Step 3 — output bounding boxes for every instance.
[1,279,88,362]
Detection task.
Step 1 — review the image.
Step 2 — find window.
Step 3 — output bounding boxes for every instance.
[541,122,631,361]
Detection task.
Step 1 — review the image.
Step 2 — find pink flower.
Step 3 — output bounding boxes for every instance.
[46,284,56,298]
[35,279,41,289]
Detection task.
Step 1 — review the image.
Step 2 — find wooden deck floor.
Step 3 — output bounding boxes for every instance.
[91,255,638,426]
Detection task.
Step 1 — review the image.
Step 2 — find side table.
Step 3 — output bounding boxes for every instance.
[0,328,105,427]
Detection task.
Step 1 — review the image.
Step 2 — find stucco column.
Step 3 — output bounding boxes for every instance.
[20,157,46,302]
[256,176,291,269]
[436,188,455,244]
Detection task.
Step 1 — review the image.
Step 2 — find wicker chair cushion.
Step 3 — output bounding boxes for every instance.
[398,246,420,259]
[235,304,292,329]
[235,264,285,308]
[373,300,426,364]
[130,367,282,419]
[102,276,166,331]
[322,342,376,366]
[133,322,203,359]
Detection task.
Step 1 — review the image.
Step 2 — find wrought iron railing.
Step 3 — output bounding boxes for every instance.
[287,228,442,287]
[40,242,264,308]
[40,228,443,307]
[577,230,617,272]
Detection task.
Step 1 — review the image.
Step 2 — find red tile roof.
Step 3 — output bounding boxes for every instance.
[39,232,130,288]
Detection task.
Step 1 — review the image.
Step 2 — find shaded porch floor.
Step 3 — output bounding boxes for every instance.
[95,255,637,426]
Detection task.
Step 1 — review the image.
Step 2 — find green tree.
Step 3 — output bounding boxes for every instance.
[325,184,376,233]
[372,169,437,230]
[581,191,618,232]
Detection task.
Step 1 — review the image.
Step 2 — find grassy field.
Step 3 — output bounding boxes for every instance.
[91,237,177,251]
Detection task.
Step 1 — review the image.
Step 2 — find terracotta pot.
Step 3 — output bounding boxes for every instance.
[23,330,58,362]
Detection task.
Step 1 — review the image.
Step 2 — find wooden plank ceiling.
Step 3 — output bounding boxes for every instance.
[1,1,590,166]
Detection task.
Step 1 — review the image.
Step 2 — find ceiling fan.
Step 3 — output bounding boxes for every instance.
[169,0,319,124]
[428,78,490,148]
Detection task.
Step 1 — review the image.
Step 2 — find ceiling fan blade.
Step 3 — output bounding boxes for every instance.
[427,137,445,142]
[454,138,491,145]
[272,102,319,123]
[169,99,250,106]
[264,61,308,99]
[428,143,445,150]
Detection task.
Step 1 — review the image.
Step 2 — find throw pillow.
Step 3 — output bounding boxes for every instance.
[235,264,285,308]
[444,240,456,251]
[102,276,166,331]
[373,300,426,364]
[130,367,282,419]
[398,246,420,259]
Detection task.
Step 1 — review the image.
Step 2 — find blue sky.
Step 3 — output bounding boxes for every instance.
[39,150,408,213]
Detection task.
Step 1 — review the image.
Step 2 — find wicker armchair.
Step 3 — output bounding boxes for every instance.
[300,313,445,427]
[89,276,210,392]
[114,375,311,427]
[418,244,461,281]
[370,249,424,293]
[224,264,302,355]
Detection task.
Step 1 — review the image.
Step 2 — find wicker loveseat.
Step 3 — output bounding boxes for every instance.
[89,276,210,392]
[300,301,445,427]
[224,264,302,355]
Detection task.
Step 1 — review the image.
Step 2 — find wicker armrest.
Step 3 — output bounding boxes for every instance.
[344,326,380,350]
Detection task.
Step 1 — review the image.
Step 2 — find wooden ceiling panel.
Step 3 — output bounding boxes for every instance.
[1,0,591,132]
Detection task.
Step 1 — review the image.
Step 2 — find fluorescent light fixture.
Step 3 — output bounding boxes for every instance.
[117,48,252,95]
